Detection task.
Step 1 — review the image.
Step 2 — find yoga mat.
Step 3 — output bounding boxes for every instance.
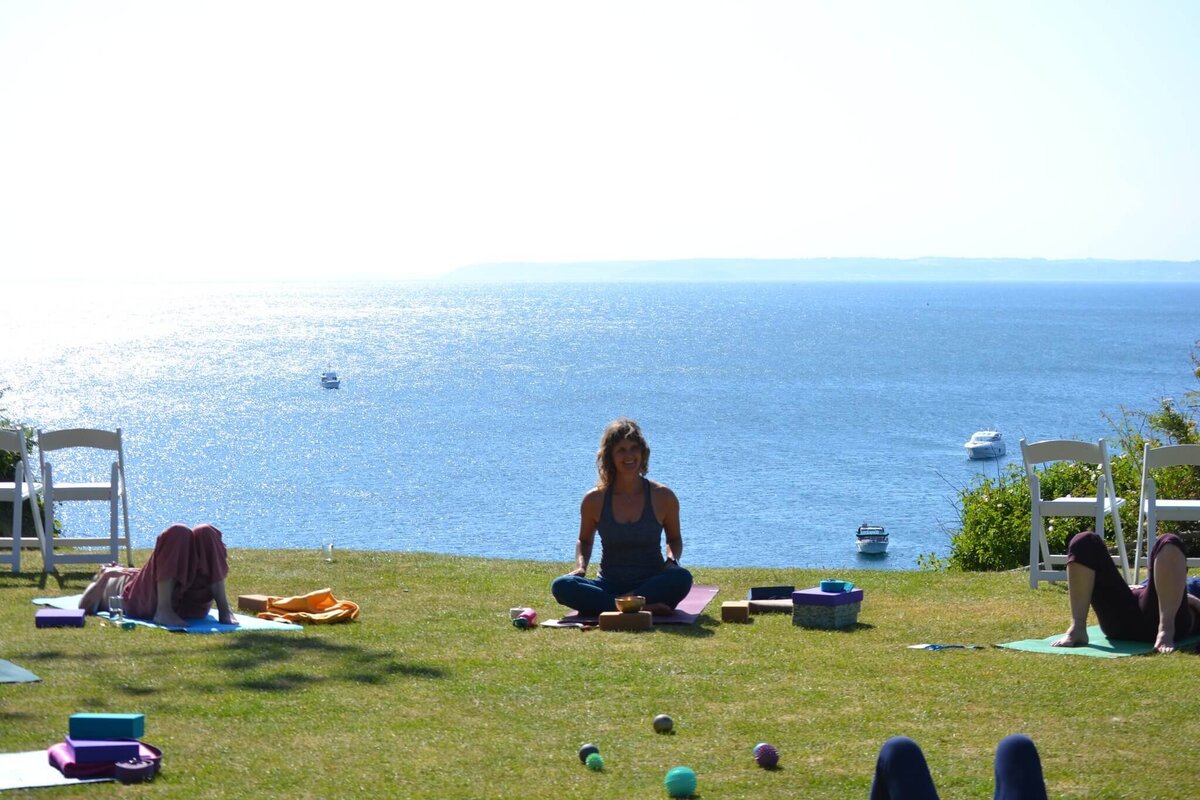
[0,750,109,791]
[542,584,719,628]
[998,625,1200,658]
[33,595,302,633]
[0,659,40,683]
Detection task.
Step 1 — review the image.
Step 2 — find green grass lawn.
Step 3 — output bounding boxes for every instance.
[2,549,1197,799]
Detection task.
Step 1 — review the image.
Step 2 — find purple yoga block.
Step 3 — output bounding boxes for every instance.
[791,587,865,607]
[35,608,86,628]
[65,736,141,764]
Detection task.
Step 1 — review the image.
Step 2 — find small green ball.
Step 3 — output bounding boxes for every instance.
[664,766,696,797]
[585,752,604,771]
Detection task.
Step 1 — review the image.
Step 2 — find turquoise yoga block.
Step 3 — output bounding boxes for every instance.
[69,713,145,740]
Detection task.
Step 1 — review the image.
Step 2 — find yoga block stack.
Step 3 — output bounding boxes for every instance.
[48,712,160,783]
[35,608,86,628]
[791,587,864,629]
[599,610,653,631]
[66,713,144,764]
[747,586,795,614]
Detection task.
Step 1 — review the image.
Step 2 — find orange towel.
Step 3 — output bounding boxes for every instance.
[256,588,360,624]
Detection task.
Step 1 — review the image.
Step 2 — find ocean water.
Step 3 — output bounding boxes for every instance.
[3,280,1197,570]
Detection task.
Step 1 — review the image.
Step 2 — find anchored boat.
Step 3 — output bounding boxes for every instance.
[855,523,889,555]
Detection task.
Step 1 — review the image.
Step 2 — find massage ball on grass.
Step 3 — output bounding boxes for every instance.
[753,742,779,769]
[585,752,605,771]
[578,743,600,764]
[653,714,674,734]
[664,766,697,797]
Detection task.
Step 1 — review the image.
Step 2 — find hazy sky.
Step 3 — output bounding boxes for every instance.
[2,1,1197,282]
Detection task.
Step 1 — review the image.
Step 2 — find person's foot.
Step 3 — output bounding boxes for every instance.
[153,610,189,628]
[1051,625,1088,647]
[646,602,674,616]
[1154,626,1176,654]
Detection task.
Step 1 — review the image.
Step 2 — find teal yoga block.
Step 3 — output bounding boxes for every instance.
[69,713,145,740]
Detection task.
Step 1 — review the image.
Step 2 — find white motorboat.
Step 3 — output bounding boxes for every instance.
[856,523,889,555]
[320,370,340,389]
[964,430,1005,459]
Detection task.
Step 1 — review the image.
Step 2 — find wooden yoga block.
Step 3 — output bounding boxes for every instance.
[599,611,653,631]
[721,601,750,623]
[69,713,145,740]
[238,594,272,613]
[748,598,793,614]
[36,608,86,628]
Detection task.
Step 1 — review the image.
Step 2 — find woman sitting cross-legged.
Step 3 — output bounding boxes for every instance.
[1053,530,1200,654]
[551,418,693,616]
[79,523,236,628]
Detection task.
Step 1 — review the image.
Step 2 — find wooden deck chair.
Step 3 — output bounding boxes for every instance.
[37,428,133,571]
[1020,437,1129,588]
[1132,443,1200,583]
[1,428,47,573]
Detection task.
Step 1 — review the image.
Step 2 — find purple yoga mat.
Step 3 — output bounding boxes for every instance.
[544,584,719,627]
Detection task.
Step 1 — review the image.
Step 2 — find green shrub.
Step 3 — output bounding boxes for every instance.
[949,342,1199,571]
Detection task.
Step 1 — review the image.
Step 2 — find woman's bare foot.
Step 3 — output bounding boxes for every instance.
[645,603,674,616]
[153,610,189,628]
[1154,626,1176,654]
[1051,626,1088,647]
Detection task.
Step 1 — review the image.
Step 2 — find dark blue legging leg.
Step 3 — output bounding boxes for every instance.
[630,567,693,609]
[993,734,1046,800]
[871,736,1046,800]
[550,575,619,615]
[870,737,939,800]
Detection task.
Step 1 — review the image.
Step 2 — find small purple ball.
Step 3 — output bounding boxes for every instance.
[754,743,779,769]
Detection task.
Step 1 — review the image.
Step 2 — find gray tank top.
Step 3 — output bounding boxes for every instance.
[598,479,664,585]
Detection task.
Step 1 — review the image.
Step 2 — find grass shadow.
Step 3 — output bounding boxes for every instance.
[654,615,717,638]
[219,631,447,692]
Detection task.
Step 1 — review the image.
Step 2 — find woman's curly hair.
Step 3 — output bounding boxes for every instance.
[596,418,650,489]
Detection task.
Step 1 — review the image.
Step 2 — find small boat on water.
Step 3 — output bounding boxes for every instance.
[320,370,340,389]
[856,523,889,555]
[964,430,1005,459]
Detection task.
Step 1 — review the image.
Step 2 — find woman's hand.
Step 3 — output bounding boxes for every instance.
[568,566,587,578]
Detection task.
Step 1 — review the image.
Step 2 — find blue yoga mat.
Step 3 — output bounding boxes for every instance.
[0,750,109,791]
[33,595,301,633]
[0,659,40,683]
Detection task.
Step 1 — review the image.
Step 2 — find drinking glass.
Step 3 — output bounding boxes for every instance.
[108,595,125,624]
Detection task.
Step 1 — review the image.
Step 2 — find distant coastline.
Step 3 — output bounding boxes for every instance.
[443,257,1200,283]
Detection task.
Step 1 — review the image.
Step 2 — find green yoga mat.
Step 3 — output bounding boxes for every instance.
[999,625,1200,658]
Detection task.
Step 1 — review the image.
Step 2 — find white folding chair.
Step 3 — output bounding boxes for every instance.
[1020,437,1129,588]
[37,428,133,571]
[1133,442,1200,583]
[1,428,47,572]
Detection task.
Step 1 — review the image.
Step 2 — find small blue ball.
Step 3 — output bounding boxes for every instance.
[586,752,605,771]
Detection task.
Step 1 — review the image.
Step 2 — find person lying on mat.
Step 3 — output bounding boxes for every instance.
[871,734,1046,800]
[1053,530,1200,654]
[79,523,236,628]
[551,418,693,616]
